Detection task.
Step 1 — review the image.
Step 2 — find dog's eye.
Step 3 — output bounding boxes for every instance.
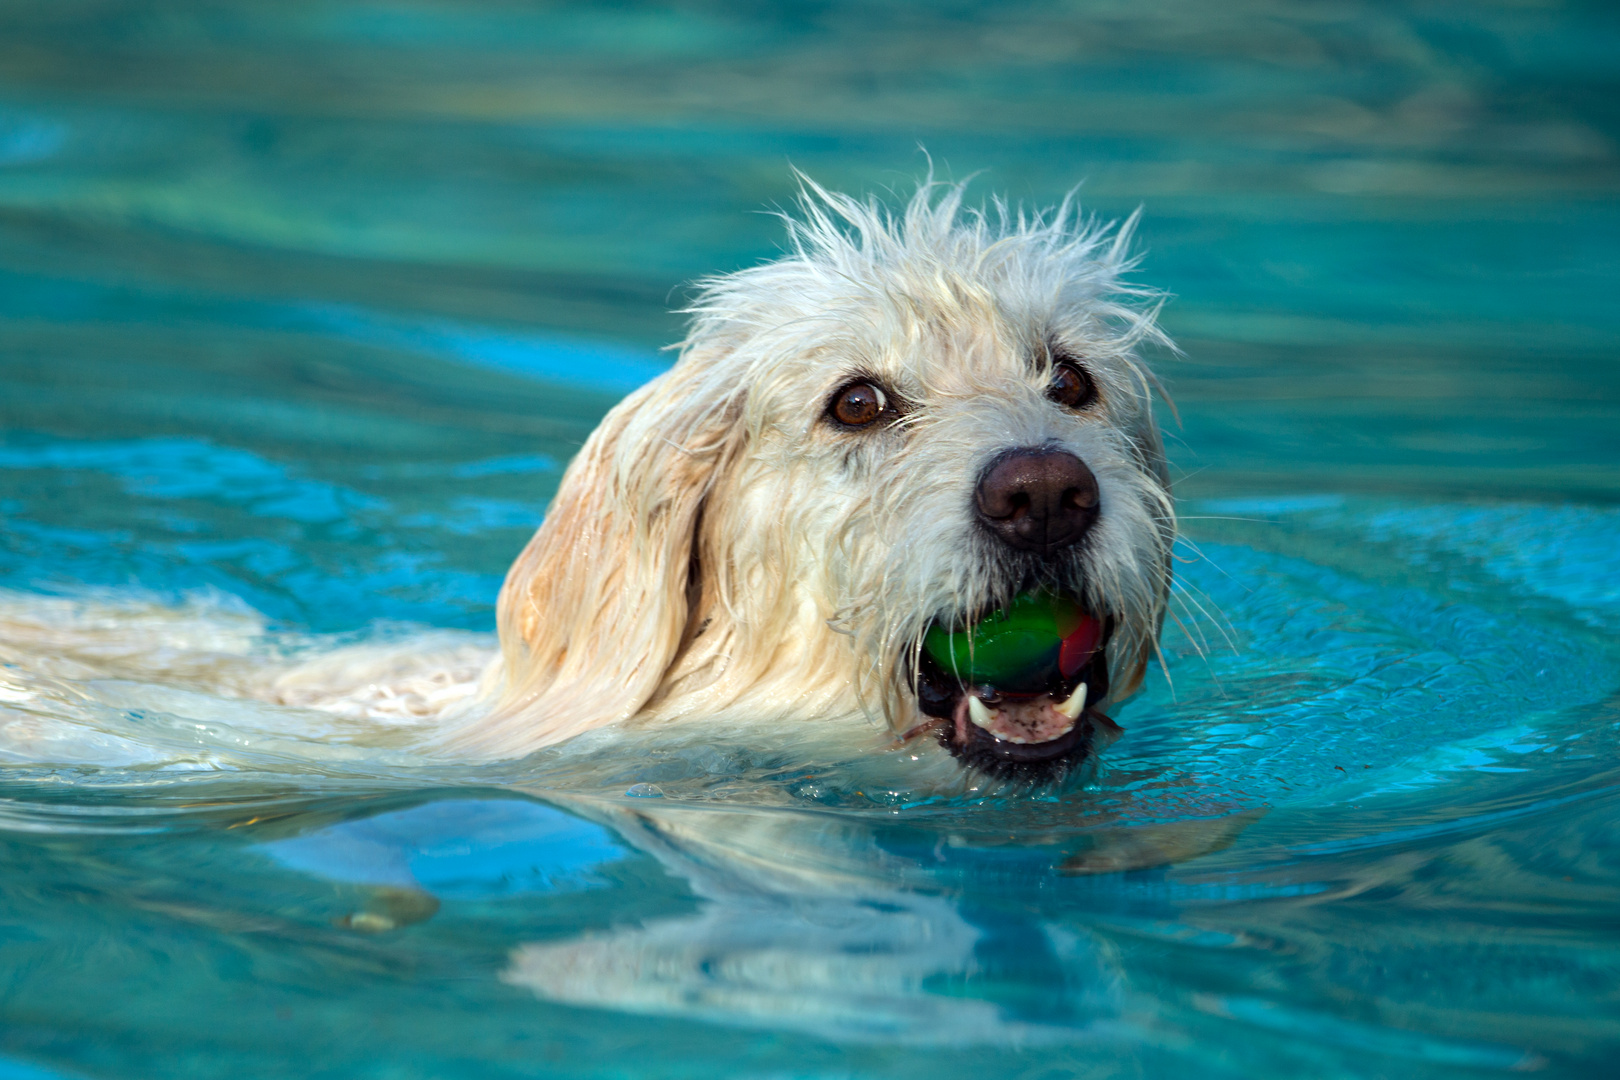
[829,381,889,428]
[1047,362,1097,410]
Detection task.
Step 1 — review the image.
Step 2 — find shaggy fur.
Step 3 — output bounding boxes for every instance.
[433,177,1176,770]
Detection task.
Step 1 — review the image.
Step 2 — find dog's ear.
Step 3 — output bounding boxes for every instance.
[442,359,746,758]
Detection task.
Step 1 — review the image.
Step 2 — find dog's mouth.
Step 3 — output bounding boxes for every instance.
[910,592,1117,781]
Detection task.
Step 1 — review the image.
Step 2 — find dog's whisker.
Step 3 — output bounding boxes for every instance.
[1167,536,1252,600]
[1173,515,1275,523]
[1164,600,1215,663]
[1169,576,1238,646]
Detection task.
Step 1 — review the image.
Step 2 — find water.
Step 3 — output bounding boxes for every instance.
[1,1,1618,1076]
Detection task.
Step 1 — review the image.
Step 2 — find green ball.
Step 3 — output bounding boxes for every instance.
[923,592,1085,689]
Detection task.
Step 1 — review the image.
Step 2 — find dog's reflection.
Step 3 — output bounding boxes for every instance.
[265,792,1257,1044]
[503,797,1121,1043]
[510,793,1258,1043]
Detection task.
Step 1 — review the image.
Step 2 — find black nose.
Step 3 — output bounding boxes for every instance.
[975,448,1100,554]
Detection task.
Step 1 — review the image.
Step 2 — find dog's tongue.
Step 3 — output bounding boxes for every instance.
[924,592,1100,691]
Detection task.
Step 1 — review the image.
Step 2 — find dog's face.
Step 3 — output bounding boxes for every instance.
[458,181,1174,782]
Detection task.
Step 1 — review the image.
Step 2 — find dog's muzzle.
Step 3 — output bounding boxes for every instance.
[902,447,1120,782]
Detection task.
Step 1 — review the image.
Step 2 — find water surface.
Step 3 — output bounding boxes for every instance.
[0,2,1617,1077]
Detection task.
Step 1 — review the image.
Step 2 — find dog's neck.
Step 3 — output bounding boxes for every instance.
[641,566,870,732]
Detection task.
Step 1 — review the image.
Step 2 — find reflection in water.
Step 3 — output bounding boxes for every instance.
[505,801,1109,1045]
[235,784,1570,1074]
[269,792,1254,1045]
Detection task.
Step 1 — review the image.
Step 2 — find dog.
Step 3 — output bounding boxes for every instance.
[0,177,1173,785]
[431,177,1176,783]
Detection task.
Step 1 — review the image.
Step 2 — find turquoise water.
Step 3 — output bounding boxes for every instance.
[2,2,1619,1077]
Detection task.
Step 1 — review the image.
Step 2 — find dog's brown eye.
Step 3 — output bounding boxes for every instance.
[1048,362,1096,410]
[830,382,887,428]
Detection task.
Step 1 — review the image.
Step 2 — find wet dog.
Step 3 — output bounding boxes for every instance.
[438,178,1176,782]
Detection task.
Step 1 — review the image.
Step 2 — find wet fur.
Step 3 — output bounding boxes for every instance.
[434,177,1176,763]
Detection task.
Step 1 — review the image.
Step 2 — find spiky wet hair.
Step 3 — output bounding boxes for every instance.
[438,173,1176,763]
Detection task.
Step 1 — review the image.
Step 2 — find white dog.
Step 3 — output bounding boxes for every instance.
[0,178,1174,784]
[433,178,1176,782]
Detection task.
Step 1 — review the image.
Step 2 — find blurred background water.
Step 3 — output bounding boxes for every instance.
[0,2,1618,1078]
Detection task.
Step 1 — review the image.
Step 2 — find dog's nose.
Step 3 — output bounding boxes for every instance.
[975,448,1100,554]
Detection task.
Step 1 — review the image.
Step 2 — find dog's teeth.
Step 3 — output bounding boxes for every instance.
[1055,682,1088,720]
[967,694,996,729]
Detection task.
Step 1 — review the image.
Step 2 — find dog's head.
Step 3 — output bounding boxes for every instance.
[459,179,1174,781]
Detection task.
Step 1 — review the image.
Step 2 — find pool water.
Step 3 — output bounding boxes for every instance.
[1,2,1618,1077]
